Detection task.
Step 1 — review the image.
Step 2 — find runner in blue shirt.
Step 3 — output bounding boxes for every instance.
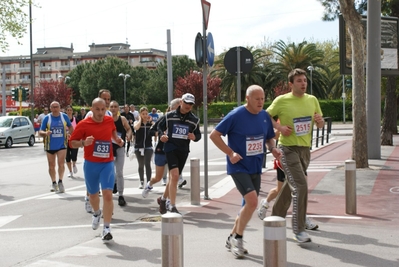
[210,85,280,259]
[39,101,73,193]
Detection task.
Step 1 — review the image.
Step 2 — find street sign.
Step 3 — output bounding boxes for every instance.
[194,32,203,68]
[224,46,254,75]
[207,32,215,67]
[201,0,211,30]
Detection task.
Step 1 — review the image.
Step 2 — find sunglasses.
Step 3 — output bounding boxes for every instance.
[184,101,194,105]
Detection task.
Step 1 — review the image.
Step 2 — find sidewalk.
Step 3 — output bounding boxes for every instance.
[26,131,399,266]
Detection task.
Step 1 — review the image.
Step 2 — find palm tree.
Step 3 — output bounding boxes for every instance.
[264,40,330,99]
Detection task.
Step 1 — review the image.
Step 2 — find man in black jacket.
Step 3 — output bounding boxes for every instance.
[121,104,135,157]
[157,93,201,214]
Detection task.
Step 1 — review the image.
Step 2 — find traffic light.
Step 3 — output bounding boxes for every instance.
[11,88,17,100]
[21,87,26,101]
[345,79,352,89]
[24,88,30,102]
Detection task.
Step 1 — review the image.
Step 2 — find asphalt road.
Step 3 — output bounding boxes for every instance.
[0,131,233,266]
[0,125,356,266]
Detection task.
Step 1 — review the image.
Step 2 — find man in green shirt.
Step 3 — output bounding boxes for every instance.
[267,68,324,243]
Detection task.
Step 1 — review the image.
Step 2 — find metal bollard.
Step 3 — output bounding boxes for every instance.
[162,213,184,267]
[263,216,286,267]
[345,159,357,214]
[190,158,200,205]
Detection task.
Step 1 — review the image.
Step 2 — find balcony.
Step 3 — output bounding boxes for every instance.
[139,61,158,68]
[20,79,31,83]
[0,79,12,84]
[39,66,52,71]
[59,65,71,71]
[18,67,31,72]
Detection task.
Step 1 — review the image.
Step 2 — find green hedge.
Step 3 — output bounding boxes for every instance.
[8,101,354,123]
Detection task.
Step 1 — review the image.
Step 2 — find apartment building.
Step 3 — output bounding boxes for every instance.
[0,43,167,95]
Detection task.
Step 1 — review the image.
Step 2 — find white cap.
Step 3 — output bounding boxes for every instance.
[182,93,195,104]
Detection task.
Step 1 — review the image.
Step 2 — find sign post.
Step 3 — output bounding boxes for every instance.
[201,0,211,199]
[223,46,254,106]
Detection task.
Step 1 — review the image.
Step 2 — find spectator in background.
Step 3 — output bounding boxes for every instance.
[149,108,159,123]
[130,104,139,121]
[76,107,87,124]
[33,114,41,137]
[37,107,49,124]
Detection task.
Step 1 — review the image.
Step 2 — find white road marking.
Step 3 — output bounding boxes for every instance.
[0,215,21,227]
[0,185,87,207]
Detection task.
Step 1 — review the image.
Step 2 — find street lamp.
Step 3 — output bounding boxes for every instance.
[119,73,130,105]
[307,66,314,95]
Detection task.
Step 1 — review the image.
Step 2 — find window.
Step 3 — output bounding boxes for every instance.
[13,118,21,127]
[20,117,29,126]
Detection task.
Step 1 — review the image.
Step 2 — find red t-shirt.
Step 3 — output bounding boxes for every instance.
[70,116,116,162]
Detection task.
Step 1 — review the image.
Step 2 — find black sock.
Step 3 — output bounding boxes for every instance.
[52,181,57,185]
[235,234,243,239]
[58,180,62,184]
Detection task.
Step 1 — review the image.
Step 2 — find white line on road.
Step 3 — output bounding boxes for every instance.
[0,184,87,207]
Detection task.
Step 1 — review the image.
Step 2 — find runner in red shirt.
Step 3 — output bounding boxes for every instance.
[70,98,124,243]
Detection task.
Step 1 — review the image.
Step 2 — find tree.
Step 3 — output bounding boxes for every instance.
[265,40,330,99]
[318,0,368,168]
[33,80,72,109]
[0,0,32,53]
[174,70,222,109]
[66,64,87,106]
[145,55,199,105]
[78,57,133,105]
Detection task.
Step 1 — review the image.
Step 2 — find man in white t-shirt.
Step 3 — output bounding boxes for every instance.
[130,104,139,120]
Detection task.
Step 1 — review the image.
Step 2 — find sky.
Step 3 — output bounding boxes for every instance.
[1,0,339,59]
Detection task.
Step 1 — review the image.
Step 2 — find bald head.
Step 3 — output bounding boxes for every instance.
[92,97,106,107]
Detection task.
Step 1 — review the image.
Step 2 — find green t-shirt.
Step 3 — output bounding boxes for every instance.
[267,93,323,147]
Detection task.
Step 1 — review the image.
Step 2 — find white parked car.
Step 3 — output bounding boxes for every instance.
[0,116,36,148]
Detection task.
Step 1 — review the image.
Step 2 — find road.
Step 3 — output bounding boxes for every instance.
[0,125,353,266]
[0,131,238,266]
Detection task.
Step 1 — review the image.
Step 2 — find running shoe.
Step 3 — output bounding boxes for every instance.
[85,196,93,213]
[293,231,311,243]
[142,182,153,198]
[169,206,181,214]
[102,227,113,243]
[118,196,126,206]
[225,236,248,254]
[51,183,58,192]
[231,237,245,258]
[157,197,167,214]
[92,210,102,230]
[73,165,78,174]
[178,179,187,188]
[68,172,73,178]
[305,217,319,230]
[257,199,269,220]
[58,181,65,193]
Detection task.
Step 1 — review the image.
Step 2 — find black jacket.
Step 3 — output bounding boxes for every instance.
[157,106,201,153]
